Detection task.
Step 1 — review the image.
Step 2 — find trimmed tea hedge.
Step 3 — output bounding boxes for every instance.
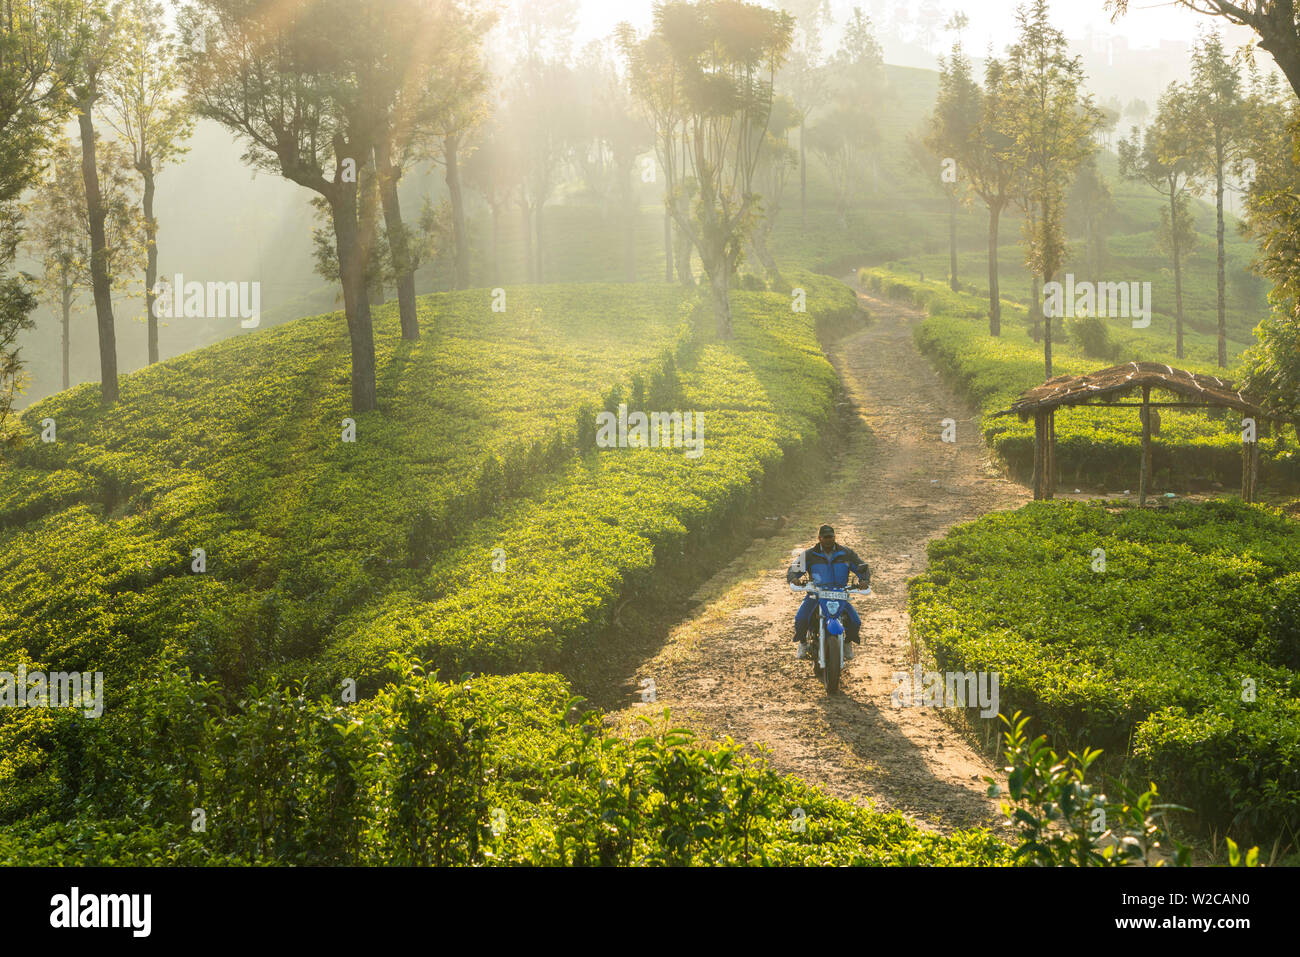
[908,498,1300,843]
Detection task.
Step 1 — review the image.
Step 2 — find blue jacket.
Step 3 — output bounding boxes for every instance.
[787,543,870,588]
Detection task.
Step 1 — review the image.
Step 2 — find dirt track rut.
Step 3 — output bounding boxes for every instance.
[610,287,1032,833]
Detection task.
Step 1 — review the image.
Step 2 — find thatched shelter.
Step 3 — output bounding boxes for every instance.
[993,362,1273,503]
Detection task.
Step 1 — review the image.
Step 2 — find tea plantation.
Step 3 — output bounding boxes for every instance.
[909,499,1300,845]
[0,273,1011,864]
[860,267,1300,492]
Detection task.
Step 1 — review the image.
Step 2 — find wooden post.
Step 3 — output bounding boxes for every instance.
[1033,410,1047,500]
[1243,418,1260,504]
[1045,410,1056,500]
[1139,385,1151,506]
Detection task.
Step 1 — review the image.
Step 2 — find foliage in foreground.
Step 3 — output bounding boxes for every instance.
[0,667,1011,866]
[989,712,1193,866]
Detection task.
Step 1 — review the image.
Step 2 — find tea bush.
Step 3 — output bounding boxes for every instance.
[0,664,1011,866]
[1,271,965,864]
[909,498,1300,844]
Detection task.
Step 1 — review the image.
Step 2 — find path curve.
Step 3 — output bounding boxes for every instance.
[610,286,1031,833]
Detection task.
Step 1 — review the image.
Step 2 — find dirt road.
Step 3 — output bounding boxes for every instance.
[611,288,1031,833]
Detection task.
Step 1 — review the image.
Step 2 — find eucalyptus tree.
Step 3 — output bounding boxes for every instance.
[102,0,194,365]
[181,0,394,412]
[59,0,127,402]
[924,40,981,292]
[1190,29,1247,367]
[1,0,80,437]
[1005,0,1100,376]
[1118,82,1202,359]
[962,57,1021,336]
[621,1,795,336]
[27,137,143,388]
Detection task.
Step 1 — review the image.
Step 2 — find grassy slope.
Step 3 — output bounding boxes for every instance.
[0,266,1009,863]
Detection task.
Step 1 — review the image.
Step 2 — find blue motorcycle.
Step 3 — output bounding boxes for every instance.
[790,581,870,694]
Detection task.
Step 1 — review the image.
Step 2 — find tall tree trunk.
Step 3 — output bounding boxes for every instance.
[141,155,159,365]
[707,265,732,338]
[1030,273,1041,343]
[1171,189,1184,360]
[987,200,1002,336]
[1043,271,1052,378]
[663,206,673,282]
[375,133,418,339]
[521,201,534,283]
[359,157,384,307]
[674,219,693,287]
[490,202,501,283]
[948,188,959,292]
[799,115,807,233]
[445,133,470,290]
[1215,156,1227,368]
[78,103,118,404]
[61,277,71,391]
[535,200,544,284]
[622,163,636,283]
[331,177,378,414]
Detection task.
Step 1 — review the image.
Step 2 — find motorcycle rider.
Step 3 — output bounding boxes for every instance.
[786,524,869,661]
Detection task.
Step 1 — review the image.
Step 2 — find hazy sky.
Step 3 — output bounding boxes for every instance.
[572,0,1260,58]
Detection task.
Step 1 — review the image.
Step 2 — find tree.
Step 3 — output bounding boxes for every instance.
[748,94,798,281]
[180,0,391,413]
[1238,73,1300,428]
[506,59,580,284]
[418,0,493,295]
[830,7,886,112]
[1006,0,1100,376]
[26,137,142,389]
[60,0,126,403]
[581,48,654,282]
[462,119,522,282]
[1097,101,1120,150]
[101,0,194,366]
[1190,29,1247,368]
[807,7,885,228]
[1118,82,1202,359]
[617,18,695,286]
[776,0,830,232]
[924,40,982,293]
[1124,97,1149,129]
[621,1,794,337]
[808,107,875,229]
[1068,149,1119,285]
[962,56,1021,336]
[1,0,79,444]
[1108,1,1300,101]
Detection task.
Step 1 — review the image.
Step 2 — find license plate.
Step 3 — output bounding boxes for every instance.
[820,590,848,600]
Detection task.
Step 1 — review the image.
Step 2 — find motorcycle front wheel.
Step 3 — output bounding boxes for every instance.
[823,631,841,695]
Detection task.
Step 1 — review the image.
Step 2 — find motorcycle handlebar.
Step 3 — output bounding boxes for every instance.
[790,583,871,596]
